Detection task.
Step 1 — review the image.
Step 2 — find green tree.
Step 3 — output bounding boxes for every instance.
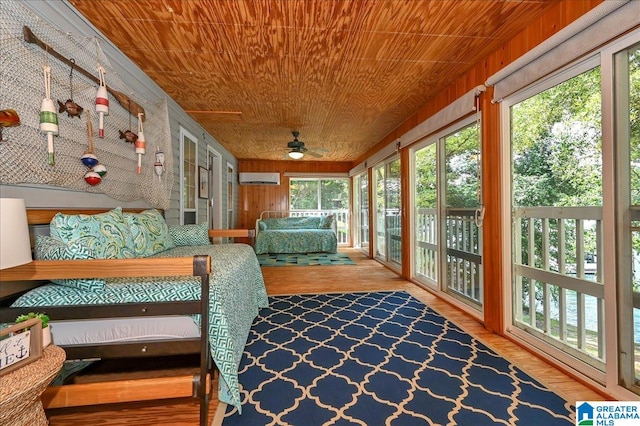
[445,123,481,208]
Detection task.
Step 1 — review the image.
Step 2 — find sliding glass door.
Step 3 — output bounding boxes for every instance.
[374,156,401,269]
[412,115,483,312]
[443,124,483,308]
[614,39,640,394]
[353,172,369,254]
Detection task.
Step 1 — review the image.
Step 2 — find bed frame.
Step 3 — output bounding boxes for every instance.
[0,208,255,425]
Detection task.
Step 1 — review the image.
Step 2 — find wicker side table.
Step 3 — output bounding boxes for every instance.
[0,345,66,426]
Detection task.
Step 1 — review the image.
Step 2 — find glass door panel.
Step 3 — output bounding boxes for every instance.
[443,123,483,308]
[386,158,402,266]
[615,41,640,392]
[414,143,438,285]
[373,157,401,269]
[374,164,386,261]
[509,64,604,371]
[354,173,369,253]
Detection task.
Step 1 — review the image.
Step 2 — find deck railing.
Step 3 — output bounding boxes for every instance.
[375,209,402,264]
[414,208,482,306]
[513,206,605,369]
[414,205,605,366]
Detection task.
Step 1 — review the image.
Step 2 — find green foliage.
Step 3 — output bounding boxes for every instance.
[290,179,349,211]
[444,123,481,208]
[512,67,602,208]
[15,312,50,328]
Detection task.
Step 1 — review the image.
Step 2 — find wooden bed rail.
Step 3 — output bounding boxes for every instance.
[0,257,210,282]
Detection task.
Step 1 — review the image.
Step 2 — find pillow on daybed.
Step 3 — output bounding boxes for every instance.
[124,209,175,257]
[35,235,106,292]
[169,222,210,246]
[50,207,136,259]
[320,214,335,229]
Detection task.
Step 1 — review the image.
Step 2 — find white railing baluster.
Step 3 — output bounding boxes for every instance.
[597,296,605,360]
[578,291,586,350]
[528,218,535,268]
[559,287,567,341]
[530,279,537,327]
[577,219,584,278]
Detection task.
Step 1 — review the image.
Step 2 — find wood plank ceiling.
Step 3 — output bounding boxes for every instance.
[68,0,558,162]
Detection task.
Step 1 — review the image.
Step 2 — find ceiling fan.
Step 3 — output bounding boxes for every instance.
[285,131,327,159]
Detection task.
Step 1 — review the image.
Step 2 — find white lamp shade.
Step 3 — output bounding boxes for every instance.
[0,198,32,269]
[288,151,304,159]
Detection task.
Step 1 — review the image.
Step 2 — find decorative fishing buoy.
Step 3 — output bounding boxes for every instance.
[40,65,58,165]
[82,110,99,168]
[134,112,146,174]
[81,152,98,168]
[95,66,109,138]
[84,170,101,186]
[154,146,165,182]
[93,163,107,177]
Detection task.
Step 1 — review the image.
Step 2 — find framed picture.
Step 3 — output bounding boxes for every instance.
[0,318,43,376]
[198,166,209,199]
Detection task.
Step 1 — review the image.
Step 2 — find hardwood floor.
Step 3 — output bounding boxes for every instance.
[46,248,605,425]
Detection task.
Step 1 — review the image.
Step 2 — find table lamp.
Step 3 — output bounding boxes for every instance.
[0,198,33,269]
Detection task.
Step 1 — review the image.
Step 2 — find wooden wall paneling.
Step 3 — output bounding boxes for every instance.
[480,88,503,334]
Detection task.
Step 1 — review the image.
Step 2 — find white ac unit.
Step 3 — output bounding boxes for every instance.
[239,172,280,185]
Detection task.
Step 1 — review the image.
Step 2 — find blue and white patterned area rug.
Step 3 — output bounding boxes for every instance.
[257,252,355,266]
[223,291,575,425]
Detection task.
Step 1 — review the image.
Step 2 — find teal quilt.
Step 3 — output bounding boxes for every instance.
[12,243,268,412]
[255,229,337,254]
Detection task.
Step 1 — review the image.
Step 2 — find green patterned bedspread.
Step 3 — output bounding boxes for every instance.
[12,243,268,412]
[255,229,337,254]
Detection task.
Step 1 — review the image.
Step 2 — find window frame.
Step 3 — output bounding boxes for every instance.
[180,127,198,225]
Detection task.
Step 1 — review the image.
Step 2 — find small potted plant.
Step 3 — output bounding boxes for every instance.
[15,312,51,347]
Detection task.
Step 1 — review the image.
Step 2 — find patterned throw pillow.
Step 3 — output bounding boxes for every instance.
[35,235,106,292]
[321,214,335,229]
[50,207,135,259]
[169,222,210,246]
[124,209,175,257]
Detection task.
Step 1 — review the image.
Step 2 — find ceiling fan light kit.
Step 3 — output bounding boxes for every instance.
[288,150,304,159]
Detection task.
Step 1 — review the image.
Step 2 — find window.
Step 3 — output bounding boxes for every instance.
[227,162,234,229]
[180,127,198,225]
[353,172,369,253]
[373,156,401,268]
[411,115,483,311]
[506,58,606,375]
[290,178,350,244]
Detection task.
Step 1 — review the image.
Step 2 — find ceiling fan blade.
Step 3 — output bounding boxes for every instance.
[307,151,323,158]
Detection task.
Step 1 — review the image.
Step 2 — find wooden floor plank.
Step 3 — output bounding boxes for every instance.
[46,248,604,425]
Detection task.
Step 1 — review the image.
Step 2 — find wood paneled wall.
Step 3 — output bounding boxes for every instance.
[237,160,352,229]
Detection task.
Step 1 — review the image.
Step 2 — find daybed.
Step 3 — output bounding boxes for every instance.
[0,207,268,424]
[254,211,338,254]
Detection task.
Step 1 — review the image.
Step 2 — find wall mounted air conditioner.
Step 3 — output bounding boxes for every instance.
[239,172,280,185]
